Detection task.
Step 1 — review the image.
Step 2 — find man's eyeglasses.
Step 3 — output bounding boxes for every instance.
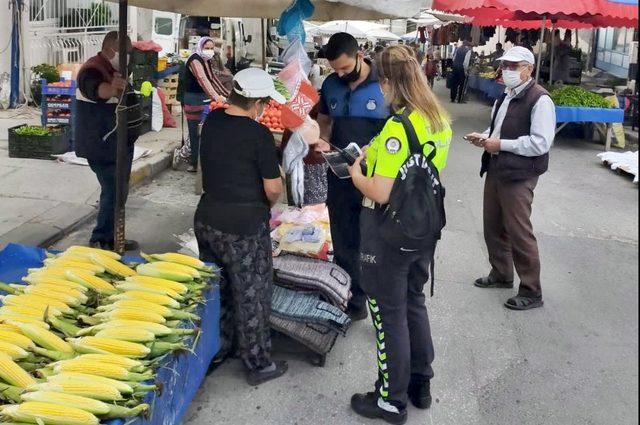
[499,61,528,71]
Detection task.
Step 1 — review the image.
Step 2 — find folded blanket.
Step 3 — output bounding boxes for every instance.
[273,255,351,309]
[271,285,351,334]
[269,315,340,355]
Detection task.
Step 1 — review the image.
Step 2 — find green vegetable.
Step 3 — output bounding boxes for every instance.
[273,78,291,101]
[551,86,613,109]
[14,126,52,137]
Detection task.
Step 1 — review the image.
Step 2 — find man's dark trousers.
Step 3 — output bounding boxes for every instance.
[449,68,466,102]
[483,163,542,297]
[88,154,133,246]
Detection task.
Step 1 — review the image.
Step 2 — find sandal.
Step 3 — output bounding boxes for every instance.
[474,276,514,289]
[504,295,543,310]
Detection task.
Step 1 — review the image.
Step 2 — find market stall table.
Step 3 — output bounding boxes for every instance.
[0,243,221,425]
[466,74,505,99]
[555,106,624,151]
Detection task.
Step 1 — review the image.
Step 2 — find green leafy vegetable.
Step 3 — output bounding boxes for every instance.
[550,86,613,109]
[273,78,291,102]
[14,126,54,137]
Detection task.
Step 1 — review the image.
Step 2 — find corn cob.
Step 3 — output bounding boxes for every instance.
[98,300,199,321]
[93,308,166,324]
[136,263,193,282]
[51,253,95,264]
[46,372,135,395]
[0,381,24,403]
[53,361,151,381]
[21,276,88,293]
[95,327,156,343]
[13,323,74,354]
[0,305,62,319]
[1,316,50,329]
[78,320,181,337]
[125,275,189,294]
[107,290,180,308]
[144,261,201,278]
[55,354,144,371]
[27,267,94,279]
[47,316,82,339]
[68,337,150,358]
[0,353,37,388]
[31,347,75,362]
[115,281,183,299]
[19,285,86,306]
[21,391,149,419]
[28,380,124,402]
[0,341,30,360]
[43,259,105,274]
[20,391,110,415]
[2,294,75,315]
[88,253,136,277]
[65,245,121,260]
[146,252,207,269]
[0,330,35,350]
[0,323,22,333]
[64,270,117,295]
[0,401,100,425]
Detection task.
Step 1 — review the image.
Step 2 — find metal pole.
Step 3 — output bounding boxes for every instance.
[535,16,546,82]
[114,0,128,254]
[261,18,267,69]
[549,23,556,85]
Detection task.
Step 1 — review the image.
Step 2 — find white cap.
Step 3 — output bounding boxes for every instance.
[497,46,536,65]
[232,68,286,104]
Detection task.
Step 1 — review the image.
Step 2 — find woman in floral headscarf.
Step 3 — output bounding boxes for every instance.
[182,37,230,172]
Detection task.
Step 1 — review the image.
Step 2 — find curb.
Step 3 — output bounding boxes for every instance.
[0,146,176,250]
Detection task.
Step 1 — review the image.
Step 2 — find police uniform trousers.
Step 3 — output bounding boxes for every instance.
[359,206,435,408]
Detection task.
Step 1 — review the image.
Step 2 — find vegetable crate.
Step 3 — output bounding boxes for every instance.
[8,125,71,160]
[158,75,179,107]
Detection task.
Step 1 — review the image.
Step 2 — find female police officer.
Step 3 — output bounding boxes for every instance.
[348,45,452,424]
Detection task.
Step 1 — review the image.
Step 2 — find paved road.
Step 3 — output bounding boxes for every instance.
[54,82,639,425]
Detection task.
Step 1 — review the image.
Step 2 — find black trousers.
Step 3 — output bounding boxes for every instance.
[88,154,133,245]
[449,68,467,102]
[359,208,435,409]
[195,219,273,371]
[327,177,366,311]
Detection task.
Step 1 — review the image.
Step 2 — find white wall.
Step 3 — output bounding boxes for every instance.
[0,6,12,76]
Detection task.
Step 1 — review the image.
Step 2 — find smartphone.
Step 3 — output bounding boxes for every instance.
[464,135,485,142]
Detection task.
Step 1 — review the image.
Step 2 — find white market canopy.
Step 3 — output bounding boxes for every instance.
[365,28,402,41]
[110,0,429,20]
[409,9,466,24]
[309,20,388,37]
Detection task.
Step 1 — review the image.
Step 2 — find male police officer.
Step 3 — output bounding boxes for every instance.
[75,31,139,251]
[316,33,389,320]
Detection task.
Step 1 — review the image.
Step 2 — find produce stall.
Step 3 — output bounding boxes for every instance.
[466,73,505,100]
[0,243,220,424]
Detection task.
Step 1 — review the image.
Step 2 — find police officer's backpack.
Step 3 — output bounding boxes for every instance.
[378,110,446,254]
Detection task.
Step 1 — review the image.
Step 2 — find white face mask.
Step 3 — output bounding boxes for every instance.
[201,49,215,59]
[502,69,524,89]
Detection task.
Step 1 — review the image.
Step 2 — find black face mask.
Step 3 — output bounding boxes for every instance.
[339,57,361,83]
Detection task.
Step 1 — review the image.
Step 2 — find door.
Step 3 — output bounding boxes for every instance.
[152,11,180,56]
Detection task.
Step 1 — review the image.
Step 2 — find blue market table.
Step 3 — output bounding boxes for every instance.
[555,106,624,151]
[0,243,220,425]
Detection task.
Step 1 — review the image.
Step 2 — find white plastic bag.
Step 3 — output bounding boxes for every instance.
[151,88,162,132]
[0,73,10,109]
[280,39,312,75]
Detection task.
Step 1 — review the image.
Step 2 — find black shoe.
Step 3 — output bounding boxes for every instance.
[246,360,288,386]
[351,392,407,425]
[346,305,368,321]
[504,295,543,310]
[408,379,432,409]
[474,276,514,289]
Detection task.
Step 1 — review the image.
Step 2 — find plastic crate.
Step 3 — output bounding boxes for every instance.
[41,79,75,96]
[8,125,71,159]
[131,49,158,67]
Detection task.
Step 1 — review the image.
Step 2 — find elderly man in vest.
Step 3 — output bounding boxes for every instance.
[75,31,139,251]
[466,46,555,310]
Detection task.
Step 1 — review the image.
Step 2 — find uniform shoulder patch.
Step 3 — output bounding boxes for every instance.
[385,137,401,154]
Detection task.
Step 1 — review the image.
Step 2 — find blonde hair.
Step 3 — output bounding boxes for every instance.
[377,45,449,133]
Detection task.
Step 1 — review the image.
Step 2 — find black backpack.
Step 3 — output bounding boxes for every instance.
[378,110,447,293]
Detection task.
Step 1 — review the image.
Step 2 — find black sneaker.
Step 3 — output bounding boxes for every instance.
[246,360,288,386]
[346,305,368,321]
[350,392,407,425]
[408,379,432,409]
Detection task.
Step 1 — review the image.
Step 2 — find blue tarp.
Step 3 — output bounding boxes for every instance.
[0,243,220,425]
[555,106,625,124]
[467,75,505,100]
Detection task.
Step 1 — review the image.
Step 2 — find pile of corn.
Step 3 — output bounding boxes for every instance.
[0,246,213,425]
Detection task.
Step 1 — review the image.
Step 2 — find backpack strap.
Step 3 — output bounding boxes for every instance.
[396,109,437,161]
